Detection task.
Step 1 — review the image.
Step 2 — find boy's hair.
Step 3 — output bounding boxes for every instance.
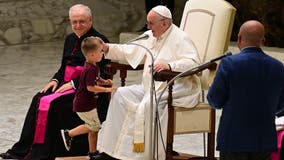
[81,36,103,57]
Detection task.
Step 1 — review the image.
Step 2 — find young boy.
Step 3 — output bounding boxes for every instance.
[60,36,116,159]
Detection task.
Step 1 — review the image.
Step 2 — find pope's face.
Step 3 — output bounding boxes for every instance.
[69,10,92,38]
[146,11,166,38]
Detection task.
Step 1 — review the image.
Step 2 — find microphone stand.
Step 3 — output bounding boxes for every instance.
[126,42,157,160]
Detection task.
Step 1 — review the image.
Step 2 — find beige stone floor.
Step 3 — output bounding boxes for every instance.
[0,41,284,159]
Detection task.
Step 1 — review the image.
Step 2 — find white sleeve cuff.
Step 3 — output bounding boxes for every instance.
[70,80,76,89]
[51,79,59,83]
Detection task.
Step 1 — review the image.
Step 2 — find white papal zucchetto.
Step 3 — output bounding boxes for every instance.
[152,5,172,19]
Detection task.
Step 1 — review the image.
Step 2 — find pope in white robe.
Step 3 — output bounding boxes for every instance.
[97,5,201,160]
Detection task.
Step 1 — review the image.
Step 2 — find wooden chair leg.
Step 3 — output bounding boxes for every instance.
[207,109,216,160]
[166,84,174,160]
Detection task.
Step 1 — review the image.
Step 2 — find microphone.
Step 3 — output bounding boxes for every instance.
[210,51,232,63]
[126,34,149,43]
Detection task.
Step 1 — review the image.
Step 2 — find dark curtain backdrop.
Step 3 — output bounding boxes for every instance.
[226,0,284,47]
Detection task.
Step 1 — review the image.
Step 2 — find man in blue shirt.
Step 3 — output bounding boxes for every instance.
[207,20,284,160]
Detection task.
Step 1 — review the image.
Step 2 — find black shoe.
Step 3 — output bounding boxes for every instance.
[60,129,73,151]
[93,152,118,160]
[0,151,20,159]
[0,152,12,159]
[88,151,99,159]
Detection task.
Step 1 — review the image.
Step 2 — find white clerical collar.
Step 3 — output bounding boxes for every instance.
[157,24,173,41]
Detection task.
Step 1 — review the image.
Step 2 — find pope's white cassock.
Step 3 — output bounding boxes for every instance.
[97,24,201,160]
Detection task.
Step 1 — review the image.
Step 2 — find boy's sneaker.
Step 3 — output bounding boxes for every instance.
[60,129,72,151]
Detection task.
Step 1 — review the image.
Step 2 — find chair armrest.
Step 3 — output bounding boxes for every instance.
[154,62,217,82]
[105,61,144,86]
[106,61,144,71]
[105,61,144,76]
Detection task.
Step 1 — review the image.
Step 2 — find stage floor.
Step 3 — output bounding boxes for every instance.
[0,41,283,159]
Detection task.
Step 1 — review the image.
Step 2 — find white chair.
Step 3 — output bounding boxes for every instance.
[154,0,236,159]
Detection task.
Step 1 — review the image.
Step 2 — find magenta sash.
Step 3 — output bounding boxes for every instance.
[271,130,284,160]
[64,65,84,82]
[33,89,75,143]
[33,65,83,143]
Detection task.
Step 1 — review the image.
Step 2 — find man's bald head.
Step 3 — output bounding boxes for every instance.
[237,20,265,49]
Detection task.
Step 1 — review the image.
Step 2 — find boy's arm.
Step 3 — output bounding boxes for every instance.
[98,78,113,86]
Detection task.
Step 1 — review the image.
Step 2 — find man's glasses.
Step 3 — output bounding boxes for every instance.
[146,18,166,26]
[70,19,89,26]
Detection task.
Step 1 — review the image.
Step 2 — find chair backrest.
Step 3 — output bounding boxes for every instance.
[180,0,236,90]
[180,0,236,63]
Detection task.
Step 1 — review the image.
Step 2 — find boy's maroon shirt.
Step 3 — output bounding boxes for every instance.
[73,62,99,112]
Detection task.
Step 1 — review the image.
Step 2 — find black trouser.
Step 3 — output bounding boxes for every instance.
[8,91,89,159]
[220,151,271,160]
[96,92,110,123]
[8,91,49,159]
